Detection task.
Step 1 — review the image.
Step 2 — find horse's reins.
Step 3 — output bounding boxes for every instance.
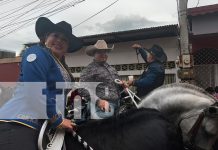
[114,79,141,108]
[135,47,142,74]
[73,79,140,150]
[187,111,205,149]
[66,79,141,150]
[70,79,131,150]
[38,120,94,150]
[71,129,94,150]
[179,102,218,149]
[64,88,94,150]
[39,78,141,150]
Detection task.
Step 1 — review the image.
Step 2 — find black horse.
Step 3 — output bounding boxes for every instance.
[65,108,183,150]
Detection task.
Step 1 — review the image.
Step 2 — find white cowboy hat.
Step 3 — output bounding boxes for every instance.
[85,40,114,56]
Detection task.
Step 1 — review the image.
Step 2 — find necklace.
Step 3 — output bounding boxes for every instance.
[49,50,71,82]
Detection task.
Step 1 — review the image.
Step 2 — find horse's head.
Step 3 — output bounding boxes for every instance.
[179,102,218,150]
[139,83,218,150]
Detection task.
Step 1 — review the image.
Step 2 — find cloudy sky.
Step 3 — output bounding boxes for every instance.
[0,0,217,55]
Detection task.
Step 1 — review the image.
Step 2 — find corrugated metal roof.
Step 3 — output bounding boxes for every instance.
[188,4,218,16]
[80,24,179,45]
[25,24,179,47]
[0,50,15,59]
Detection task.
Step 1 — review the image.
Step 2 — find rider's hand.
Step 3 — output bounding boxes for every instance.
[58,119,75,131]
[127,80,134,86]
[132,44,142,49]
[97,99,110,112]
[122,80,129,88]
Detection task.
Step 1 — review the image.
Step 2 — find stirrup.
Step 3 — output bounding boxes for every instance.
[38,120,65,150]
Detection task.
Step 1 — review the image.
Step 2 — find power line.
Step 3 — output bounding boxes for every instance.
[0,0,38,16]
[0,0,44,21]
[0,0,80,30]
[0,0,45,30]
[43,0,85,16]
[196,0,200,7]
[0,0,65,34]
[0,0,118,37]
[0,0,64,28]
[0,0,62,21]
[0,0,17,6]
[72,0,119,29]
[19,0,61,20]
[0,0,85,38]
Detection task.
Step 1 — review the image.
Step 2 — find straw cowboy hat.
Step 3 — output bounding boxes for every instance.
[35,17,83,53]
[85,40,114,56]
[146,44,167,63]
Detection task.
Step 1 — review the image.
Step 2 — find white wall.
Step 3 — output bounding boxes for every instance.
[66,36,179,66]
[191,13,218,35]
[65,36,180,82]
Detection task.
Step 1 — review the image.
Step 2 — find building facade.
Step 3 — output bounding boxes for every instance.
[188,4,218,88]
[66,25,180,84]
[1,4,218,89]
[0,50,15,59]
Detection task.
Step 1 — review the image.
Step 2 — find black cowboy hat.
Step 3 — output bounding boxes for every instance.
[146,44,167,63]
[35,17,83,53]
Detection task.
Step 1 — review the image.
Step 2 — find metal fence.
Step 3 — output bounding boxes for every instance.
[193,48,218,89]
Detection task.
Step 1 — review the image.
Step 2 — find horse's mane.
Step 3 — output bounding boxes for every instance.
[150,83,216,101]
[160,83,215,98]
[139,83,216,122]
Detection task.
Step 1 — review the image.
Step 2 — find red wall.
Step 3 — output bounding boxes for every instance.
[191,34,218,53]
[0,63,20,82]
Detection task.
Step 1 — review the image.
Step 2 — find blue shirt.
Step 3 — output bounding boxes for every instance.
[134,48,165,98]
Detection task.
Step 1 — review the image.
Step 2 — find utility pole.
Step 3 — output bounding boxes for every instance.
[176,0,195,83]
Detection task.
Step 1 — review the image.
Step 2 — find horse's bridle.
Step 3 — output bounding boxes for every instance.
[179,102,218,150]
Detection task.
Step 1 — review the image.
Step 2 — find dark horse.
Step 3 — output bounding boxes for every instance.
[65,108,183,150]
[41,83,218,150]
